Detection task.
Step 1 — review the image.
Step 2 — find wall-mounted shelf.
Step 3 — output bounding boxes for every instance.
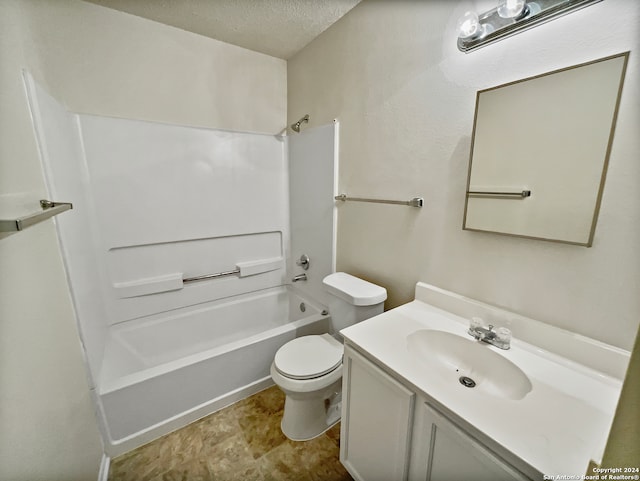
[0,199,73,233]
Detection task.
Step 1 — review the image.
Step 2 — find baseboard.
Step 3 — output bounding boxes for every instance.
[97,454,110,481]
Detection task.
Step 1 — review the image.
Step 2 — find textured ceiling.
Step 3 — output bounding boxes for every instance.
[83,0,362,59]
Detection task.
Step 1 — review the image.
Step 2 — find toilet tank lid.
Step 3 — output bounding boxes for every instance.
[322,272,387,306]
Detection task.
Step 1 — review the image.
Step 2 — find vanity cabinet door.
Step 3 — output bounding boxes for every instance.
[417,403,530,481]
[341,346,415,481]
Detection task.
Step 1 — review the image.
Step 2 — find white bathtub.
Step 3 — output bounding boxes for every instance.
[98,286,330,456]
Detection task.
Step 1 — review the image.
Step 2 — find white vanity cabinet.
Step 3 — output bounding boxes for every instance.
[409,402,530,481]
[340,345,415,481]
[341,344,532,481]
[339,283,626,480]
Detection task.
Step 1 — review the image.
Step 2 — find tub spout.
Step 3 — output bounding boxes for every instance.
[292,273,307,282]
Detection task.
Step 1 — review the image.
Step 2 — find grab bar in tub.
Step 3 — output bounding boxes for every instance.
[183,257,282,283]
[183,268,240,284]
[113,257,283,298]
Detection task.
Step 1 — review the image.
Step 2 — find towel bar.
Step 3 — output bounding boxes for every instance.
[335,194,423,207]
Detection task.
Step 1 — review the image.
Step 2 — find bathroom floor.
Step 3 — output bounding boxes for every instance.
[108,385,353,481]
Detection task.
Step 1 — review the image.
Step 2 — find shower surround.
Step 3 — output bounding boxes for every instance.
[24,73,337,455]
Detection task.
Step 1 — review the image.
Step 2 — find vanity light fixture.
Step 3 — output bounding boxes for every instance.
[457,0,602,53]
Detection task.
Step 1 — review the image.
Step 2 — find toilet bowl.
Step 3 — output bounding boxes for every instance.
[270,333,344,441]
[271,272,386,441]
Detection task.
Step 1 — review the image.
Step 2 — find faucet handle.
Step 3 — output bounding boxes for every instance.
[496,327,512,344]
[296,254,310,270]
[470,317,483,330]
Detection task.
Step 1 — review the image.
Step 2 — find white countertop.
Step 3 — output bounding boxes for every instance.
[341,294,624,478]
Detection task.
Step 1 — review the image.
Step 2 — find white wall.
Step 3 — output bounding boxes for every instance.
[0,0,286,478]
[288,0,640,351]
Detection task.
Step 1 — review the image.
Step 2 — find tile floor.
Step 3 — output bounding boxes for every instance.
[108,386,353,481]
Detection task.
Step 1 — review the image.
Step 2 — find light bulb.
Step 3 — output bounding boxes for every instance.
[457,11,481,39]
[497,0,527,19]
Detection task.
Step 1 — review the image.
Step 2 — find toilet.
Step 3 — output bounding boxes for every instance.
[270,272,386,441]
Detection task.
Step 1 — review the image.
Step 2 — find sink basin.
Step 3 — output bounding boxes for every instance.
[407,329,532,400]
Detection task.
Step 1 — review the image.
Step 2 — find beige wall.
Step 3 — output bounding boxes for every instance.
[0,0,286,478]
[1,0,636,477]
[288,0,640,351]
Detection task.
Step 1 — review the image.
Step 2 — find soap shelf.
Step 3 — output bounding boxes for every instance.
[0,199,73,232]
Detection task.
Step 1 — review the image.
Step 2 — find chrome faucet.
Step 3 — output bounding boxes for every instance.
[292,273,307,282]
[468,318,511,350]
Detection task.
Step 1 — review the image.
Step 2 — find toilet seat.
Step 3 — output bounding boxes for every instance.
[274,334,343,380]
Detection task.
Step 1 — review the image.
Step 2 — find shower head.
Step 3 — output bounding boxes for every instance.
[291,114,309,133]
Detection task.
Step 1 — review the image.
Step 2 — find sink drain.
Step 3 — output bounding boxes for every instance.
[459,376,476,388]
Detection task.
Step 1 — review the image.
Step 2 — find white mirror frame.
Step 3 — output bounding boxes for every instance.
[463,52,629,246]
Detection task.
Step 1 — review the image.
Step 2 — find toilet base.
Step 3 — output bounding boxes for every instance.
[279,378,342,441]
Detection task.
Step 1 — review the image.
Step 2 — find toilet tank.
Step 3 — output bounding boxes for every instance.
[322,272,387,333]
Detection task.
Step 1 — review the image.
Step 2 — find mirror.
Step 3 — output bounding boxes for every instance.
[463,52,628,246]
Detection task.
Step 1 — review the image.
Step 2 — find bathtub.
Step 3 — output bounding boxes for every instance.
[98,286,330,456]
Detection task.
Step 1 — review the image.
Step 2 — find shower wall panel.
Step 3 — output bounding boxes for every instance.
[26,72,291,386]
[288,122,338,306]
[23,74,110,384]
[77,115,289,324]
